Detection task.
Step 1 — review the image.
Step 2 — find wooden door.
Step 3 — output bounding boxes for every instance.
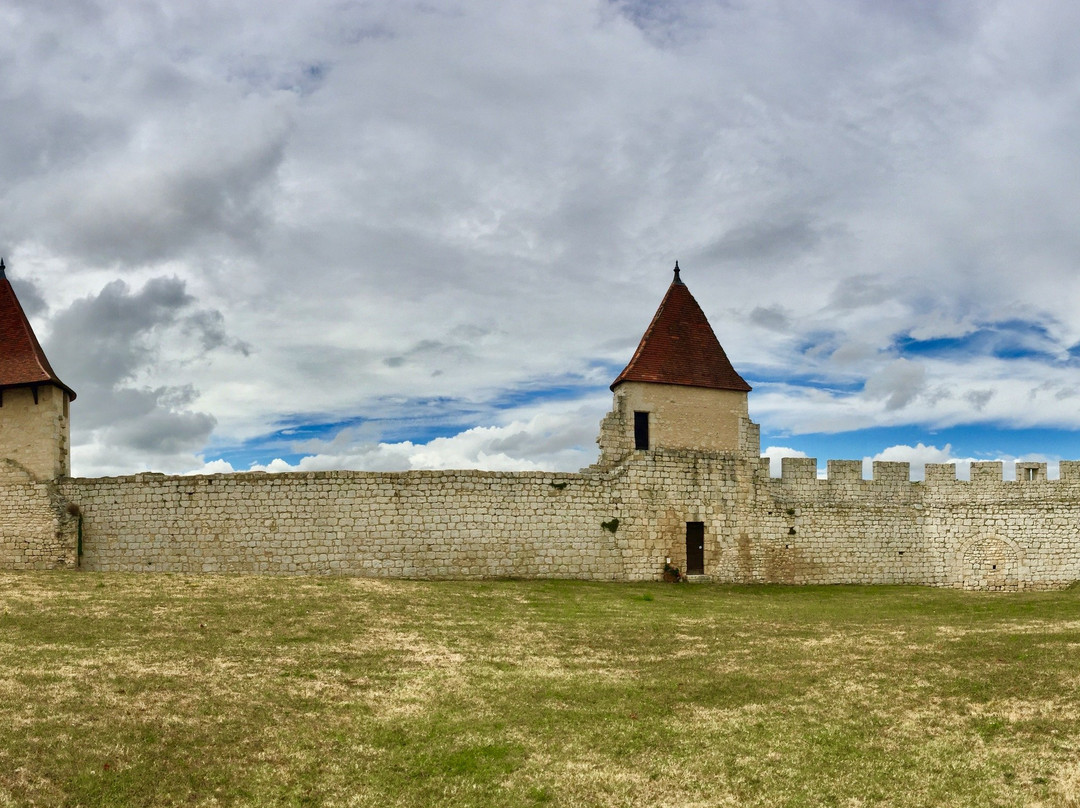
[685,522,704,575]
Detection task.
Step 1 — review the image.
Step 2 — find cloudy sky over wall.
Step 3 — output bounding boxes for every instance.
[4,0,1080,479]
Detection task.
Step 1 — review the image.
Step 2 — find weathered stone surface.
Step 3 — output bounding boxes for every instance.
[0,459,78,570]
[0,385,71,481]
[2,267,1078,588]
[1,443,1075,589]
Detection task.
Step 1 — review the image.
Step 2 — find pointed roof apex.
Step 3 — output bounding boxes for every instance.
[611,265,751,393]
[0,261,76,400]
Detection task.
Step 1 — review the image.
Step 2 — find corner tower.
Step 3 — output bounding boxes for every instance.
[597,263,759,464]
[0,259,76,480]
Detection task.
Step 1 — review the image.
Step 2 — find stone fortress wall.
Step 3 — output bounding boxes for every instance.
[747,457,1080,590]
[4,443,1080,590]
[3,264,1079,589]
[57,468,624,579]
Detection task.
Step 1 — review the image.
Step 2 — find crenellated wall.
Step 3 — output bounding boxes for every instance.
[7,263,1077,587]
[726,457,1080,590]
[3,445,1080,588]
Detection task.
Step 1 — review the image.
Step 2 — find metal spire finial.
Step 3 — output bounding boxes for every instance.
[672,260,682,285]
[0,258,6,280]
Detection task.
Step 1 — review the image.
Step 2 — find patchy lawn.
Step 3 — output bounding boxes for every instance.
[2,573,1079,806]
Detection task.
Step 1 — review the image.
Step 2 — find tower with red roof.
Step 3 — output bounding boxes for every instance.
[598,262,758,465]
[0,259,76,480]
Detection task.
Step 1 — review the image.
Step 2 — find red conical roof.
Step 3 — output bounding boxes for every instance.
[611,264,750,393]
[0,260,76,399]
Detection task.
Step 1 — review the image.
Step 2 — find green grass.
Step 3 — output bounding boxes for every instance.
[2,574,1080,806]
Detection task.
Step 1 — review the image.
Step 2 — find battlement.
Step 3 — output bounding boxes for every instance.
[778,457,915,483]
[778,458,1080,485]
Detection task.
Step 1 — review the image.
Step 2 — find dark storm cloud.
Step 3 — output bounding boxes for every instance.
[48,277,195,387]
[29,131,289,267]
[106,409,218,454]
[1,0,292,269]
[828,276,894,312]
[699,218,825,265]
[41,276,243,468]
[749,305,792,333]
[0,98,125,187]
[8,277,48,317]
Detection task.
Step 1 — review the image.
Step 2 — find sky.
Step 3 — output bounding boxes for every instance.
[4,0,1080,481]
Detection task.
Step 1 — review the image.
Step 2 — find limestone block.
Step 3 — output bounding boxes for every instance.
[781,457,817,483]
[924,464,957,484]
[872,461,910,483]
[971,462,1003,483]
[827,460,863,482]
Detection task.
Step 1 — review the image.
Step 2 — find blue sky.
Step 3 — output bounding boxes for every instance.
[4,1,1080,478]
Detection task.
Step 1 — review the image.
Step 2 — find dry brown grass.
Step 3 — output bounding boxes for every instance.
[2,573,1080,806]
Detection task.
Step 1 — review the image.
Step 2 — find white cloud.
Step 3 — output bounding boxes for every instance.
[242,406,604,474]
[761,446,809,477]
[188,459,237,476]
[3,1,1080,475]
[862,443,955,481]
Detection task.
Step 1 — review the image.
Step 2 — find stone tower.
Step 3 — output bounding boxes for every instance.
[0,259,76,480]
[597,262,759,465]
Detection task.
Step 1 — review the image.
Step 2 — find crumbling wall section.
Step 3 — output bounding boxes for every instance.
[0,459,78,569]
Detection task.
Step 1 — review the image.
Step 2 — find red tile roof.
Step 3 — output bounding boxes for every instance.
[611,265,751,393]
[0,261,76,399]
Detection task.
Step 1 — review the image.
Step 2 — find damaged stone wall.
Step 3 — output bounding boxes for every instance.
[0,459,78,570]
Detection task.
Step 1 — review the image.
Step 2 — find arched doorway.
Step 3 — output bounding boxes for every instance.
[960,536,1020,591]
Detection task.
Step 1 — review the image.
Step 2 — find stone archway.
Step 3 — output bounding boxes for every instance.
[959,535,1021,591]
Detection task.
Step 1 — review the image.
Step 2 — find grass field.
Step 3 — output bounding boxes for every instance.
[2,573,1079,807]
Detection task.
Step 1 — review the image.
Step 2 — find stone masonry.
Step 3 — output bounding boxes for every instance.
[2,262,1079,588]
[0,449,1067,589]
